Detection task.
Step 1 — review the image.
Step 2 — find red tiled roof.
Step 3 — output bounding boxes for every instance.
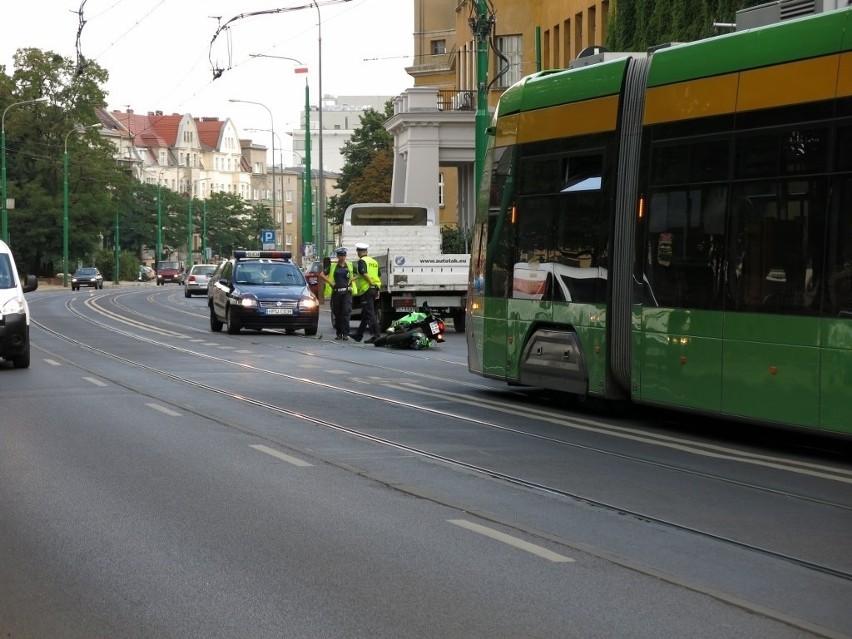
[195,118,225,152]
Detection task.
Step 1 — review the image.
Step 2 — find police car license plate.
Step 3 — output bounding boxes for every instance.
[265,308,293,315]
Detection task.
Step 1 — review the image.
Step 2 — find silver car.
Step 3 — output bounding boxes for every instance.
[184,264,217,297]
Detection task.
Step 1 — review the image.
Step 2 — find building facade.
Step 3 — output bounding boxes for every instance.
[391,0,611,230]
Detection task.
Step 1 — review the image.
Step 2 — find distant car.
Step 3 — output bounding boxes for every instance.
[304,260,322,296]
[184,263,217,297]
[71,267,103,291]
[208,250,319,335]
[138,265,156,281]
[156,260,183,285]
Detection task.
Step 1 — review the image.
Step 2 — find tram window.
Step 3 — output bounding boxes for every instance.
[690,139,729,182]
[651,144,689,185]
[825,176,852,317]
[645,186,726,310]
[727,179,825,314]
[737,127,828,178]
[650,139,729,185]
[561,155,602,192]
[837,124,852,170]
[518,156,562,195]
[737,133,778,177]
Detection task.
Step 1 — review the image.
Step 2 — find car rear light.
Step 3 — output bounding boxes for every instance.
[188,276,196,283]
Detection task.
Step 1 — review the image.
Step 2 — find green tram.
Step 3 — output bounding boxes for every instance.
[466,7,852,434]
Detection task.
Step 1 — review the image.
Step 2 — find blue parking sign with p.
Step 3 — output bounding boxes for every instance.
[261,229,275,246]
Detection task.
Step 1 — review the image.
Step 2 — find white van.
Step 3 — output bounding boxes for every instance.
[0,240,38,368]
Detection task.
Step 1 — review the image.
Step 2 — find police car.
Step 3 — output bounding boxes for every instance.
[208,250,319,335]
[0,240,38,368]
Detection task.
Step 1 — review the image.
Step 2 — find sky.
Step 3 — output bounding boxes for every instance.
[2,0,414,158]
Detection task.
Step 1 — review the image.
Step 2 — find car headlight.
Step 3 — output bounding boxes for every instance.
[299,297,319,310]
[71,278,78,283]
[2,295,26,315]
[239,295,258,308]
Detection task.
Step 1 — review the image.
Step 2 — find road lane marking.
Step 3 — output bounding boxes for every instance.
[448,519,574,563]
[250,444,313,467]
[235,350,254,354]
[145,403,181,416]
[83,376,108,387]
[44,359,61,366]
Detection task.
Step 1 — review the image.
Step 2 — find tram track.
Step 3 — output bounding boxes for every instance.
[27,290,852,589]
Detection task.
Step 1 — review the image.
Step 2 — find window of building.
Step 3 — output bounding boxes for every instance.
[438,172,445,208]
[431,39,446,55]
[285,233,293,247]
[496,35,523,88]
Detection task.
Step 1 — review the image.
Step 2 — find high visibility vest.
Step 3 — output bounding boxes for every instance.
[323,261,355,298]
[354,255,381,295]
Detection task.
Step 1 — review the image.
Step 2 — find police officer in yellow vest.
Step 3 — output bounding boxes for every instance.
[319,247,355,340]
[352,242,382,343]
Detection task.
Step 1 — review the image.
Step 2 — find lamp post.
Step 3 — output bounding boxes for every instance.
[311,0,327,257]
[2,96,49,244]
[229,98,276,239]
[195,177,212,262]
[248,54,312,249]
[156,169,165,264]
[63,123,101,287]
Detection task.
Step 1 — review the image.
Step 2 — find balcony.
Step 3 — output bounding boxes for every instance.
[437,89,476,112]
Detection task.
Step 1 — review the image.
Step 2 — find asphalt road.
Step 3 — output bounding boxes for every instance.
[1,283,850,638]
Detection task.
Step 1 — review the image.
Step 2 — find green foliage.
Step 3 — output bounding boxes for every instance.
[201,191,273,258]
[326,101,395,226]
[2,47,116,274]
[606,0,767,50]
[440,225,472,254]
[93,248,138,282]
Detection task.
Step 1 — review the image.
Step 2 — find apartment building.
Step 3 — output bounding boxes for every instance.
[392,0,610,229]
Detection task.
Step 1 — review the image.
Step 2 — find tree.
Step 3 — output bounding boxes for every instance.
[605,0,767,50]
[202,191,273,258]
[1,47,121,274]
[326,101,395,226]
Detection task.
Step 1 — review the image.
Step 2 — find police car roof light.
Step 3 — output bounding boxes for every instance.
[233,250,292,261]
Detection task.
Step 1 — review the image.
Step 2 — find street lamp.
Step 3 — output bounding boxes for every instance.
[311,0,327,257]
[229,98,276,238]
[2,96,49,243]
[195,177,212,262]
[63,123,102,287]
[156,169,165,264]
[249,54,313,250]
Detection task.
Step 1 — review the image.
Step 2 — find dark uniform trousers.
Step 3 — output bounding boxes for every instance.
[331,288,352,337]
[354,287,381,340]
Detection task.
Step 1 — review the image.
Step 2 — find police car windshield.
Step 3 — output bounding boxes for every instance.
[234,262,304,286]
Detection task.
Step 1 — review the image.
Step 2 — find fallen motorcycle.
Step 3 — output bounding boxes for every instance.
[372,305,446,349]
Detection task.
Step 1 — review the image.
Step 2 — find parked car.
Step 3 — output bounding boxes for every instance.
[304,260,322,297]
[71,267,104,291]
[0,239,38,368]
[184,263,217,297]
[156,260,183,285]
[138,265,156,281]
[208,250,319,335]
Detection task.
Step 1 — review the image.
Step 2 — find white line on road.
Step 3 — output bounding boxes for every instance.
[44,359,61,366]
[83,376,108,387]
[145,403,181,416]
[250,444,313,467]
[448,519,574,563]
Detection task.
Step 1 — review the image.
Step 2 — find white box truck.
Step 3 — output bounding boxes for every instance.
[339,203,469,331]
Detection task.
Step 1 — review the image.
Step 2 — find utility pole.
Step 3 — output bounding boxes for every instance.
[470,0,494,198]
